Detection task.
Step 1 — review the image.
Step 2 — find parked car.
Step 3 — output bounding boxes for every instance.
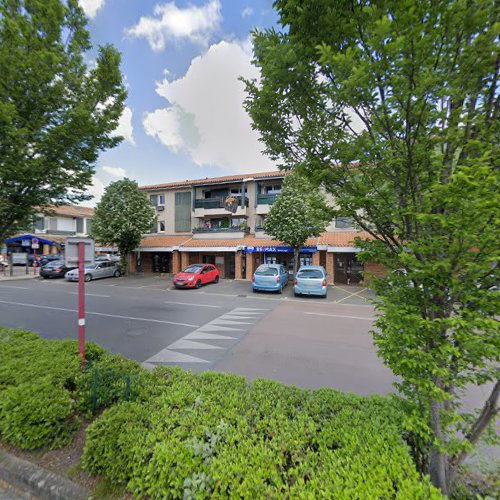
[40,260,75,279]
[294,266,328,298]
[95,254,120,262]
[252,264,289,293]
[173,264,219,289]
[65,261,121,282]
[39,254,63,267]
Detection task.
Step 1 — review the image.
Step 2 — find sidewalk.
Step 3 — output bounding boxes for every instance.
[0,268,39,282]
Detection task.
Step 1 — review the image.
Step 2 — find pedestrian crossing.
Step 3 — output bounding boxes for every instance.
[142,307,268,370]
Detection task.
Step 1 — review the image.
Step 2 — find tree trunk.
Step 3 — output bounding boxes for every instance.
[120,251,128,276]
[293,247,300,277]
[429,397,450,496]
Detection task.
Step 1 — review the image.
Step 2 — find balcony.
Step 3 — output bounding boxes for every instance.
[255,193,279,215]
[192,225,248,240]
[193,196,249,217]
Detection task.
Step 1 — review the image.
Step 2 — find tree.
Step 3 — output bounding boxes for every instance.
[0,0,127,241]
[264,174,332,276]
[244,0,499,494]
[90,179,156,273]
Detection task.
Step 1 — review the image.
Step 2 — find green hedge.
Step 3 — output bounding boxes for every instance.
[0,328,441,497]
[84,371,442,498]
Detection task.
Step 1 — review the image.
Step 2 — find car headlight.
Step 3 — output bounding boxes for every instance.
[187,276,195,281]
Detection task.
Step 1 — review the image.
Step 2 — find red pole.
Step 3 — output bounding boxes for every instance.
[78,241,85,363]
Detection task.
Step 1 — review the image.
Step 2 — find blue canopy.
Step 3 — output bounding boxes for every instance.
[4,234,57,245]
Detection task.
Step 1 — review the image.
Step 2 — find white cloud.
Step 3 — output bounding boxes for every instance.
[143,40,274,173]
[103,166,127,178]
[113,106,135,146]
[79,0,106,18]
[127,0,222,52]
[82,175,106,207]
[241,6,253,18]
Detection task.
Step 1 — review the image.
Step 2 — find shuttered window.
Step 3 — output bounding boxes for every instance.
[175,192,192,232]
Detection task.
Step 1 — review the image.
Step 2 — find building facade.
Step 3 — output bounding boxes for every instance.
[135,171,385,284]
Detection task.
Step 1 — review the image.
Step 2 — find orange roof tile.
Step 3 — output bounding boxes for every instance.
[316,231,373,246]
[139,170,287,191]
[140,235,192,248]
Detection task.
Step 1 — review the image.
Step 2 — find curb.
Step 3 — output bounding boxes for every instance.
[0,449,88,500]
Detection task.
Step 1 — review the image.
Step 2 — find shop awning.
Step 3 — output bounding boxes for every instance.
[4,234,58,245]
[244,246,318,253]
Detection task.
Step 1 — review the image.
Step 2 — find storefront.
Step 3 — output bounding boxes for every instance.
[244,245,318,274]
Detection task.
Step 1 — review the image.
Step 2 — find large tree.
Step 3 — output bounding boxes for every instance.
[90,179,156,273]
[264,173,332,276]
[0,0,127,241]
[244,0,499,494]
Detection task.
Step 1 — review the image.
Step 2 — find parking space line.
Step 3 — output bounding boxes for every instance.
[335,287,369,304]
[0,285,30,290]
[0,300,199,327]
[304,312,375,321]
[68,292,111,298]
[165,301,222,309]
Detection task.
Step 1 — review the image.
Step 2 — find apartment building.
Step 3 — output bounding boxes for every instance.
[3,206,94,257]
[136,171,385,284]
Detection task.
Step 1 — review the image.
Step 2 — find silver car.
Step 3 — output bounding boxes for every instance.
[294,265,328,298]
[65,261,121,282]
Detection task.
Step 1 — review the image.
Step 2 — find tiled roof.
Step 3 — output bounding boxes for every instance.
[40,205,94,218]
[139,170,287,191]
[140,235,192,248]
[139,232,368,249]
[316,231,373,246]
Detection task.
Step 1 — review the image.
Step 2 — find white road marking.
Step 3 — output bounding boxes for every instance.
[168,339,224,350]
[164,301,222,309]
[304,312,375,321]
[147,349,209,364]
[212,319,252,326]
[0,300,199,327]
[185,332,236,341]
[68,292,111,298]
[0,285,30,290]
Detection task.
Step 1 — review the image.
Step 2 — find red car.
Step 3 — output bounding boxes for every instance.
[173,264,219,289]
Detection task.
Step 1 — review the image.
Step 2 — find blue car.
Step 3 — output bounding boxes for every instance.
[252,264,289,293]
[294,265,328,298]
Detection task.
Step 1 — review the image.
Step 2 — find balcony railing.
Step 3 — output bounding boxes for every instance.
[194,196,249,209]
[193,226,247,233]
[257,193,279,205]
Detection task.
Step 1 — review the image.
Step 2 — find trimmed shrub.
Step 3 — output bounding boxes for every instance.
[0,377,75,449]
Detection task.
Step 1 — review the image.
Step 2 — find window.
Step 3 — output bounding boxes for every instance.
[335,217,354,229]
[33,217,45,231]
[86,219,92,234]
[150,194,158,206]
[265,184,282,194]
[158,194,165,206]
[158,221,165,232]
[255,265,278,276]
[48,218,57,231]
[175,191,192,232]
[76,217,84,233]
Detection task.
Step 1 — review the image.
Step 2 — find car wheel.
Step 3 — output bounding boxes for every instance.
[84,274,92,282]
[294,292,299,297]
[113,270,121,277]
[195,280,202,289]
[253,288,257,293]
[213,275,219,284]
[278,286,282,294]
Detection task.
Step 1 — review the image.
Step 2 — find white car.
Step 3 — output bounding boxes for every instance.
[65,261,121,282]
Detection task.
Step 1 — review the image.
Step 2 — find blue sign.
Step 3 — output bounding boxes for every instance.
[245,246,317,254]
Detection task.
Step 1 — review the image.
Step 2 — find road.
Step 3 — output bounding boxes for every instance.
[0,275,395,395]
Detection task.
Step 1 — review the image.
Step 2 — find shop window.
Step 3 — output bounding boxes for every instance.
[335,217,354,229]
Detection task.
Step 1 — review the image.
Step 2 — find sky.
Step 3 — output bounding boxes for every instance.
[77,0,279,205]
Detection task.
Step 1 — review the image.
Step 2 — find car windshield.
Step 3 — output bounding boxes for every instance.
[297,269,323,279]
[46,260,64,267]
[184,265,203,273]
[255,266,278,276]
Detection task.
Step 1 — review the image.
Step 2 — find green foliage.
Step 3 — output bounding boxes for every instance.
[0,0,127,241]
[90,179,157,267]
[244,0,499,491]
[264,173,332,273]
[84,371,442,499]
[0,378,75,449]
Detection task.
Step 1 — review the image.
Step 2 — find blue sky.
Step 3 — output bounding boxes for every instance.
[78,0,278,204]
